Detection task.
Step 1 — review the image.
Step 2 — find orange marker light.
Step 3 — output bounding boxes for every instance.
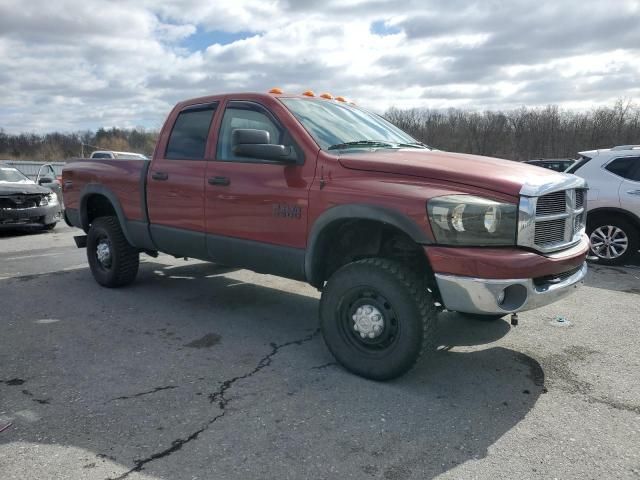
[302,90,315,97]
[268,87,283,94]
[335,96,347,102]
[320,93,333,99]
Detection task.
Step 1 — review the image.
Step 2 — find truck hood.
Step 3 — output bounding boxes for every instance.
[0,182,51,195]
[338,149,569,197]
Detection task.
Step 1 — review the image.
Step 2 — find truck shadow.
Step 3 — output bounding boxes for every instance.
[1,261,543,480]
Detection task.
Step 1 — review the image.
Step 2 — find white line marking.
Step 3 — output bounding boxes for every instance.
[4,252,64,261]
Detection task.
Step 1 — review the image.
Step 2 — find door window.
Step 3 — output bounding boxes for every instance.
[605,157,640,181]
[216,101,284,162]
[165,104,217,160]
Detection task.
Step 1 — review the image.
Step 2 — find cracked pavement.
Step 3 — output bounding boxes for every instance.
[1,225,639,479]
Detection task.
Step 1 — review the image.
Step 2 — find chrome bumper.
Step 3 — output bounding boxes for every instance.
[435,262,587,315]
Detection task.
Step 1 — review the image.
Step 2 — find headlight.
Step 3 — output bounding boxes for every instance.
[427,195,517,246]
[40,193,58,207]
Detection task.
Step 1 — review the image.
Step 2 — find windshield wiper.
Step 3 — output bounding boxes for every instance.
[394,142,431,149]
[327,140,395,150]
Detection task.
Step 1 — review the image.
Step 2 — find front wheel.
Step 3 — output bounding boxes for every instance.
[87,216,139,287]
[587,217,638,266]
[320,258,437,381]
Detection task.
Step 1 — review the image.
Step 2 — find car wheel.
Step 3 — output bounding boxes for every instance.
[458,312,505,321]
[320,258,437,380]
[87,216,139,287]
[587,217,639,266]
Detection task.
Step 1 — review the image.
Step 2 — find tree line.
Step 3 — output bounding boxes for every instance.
[1,100,638,161]
[0,127,158,160]
[384,99,640,160]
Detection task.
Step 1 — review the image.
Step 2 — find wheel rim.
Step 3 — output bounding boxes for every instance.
[590,225,629,260]
[338,287,399,353]
[95,236,113,269]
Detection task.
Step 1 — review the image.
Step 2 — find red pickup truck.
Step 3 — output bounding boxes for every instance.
[62,90,589,380]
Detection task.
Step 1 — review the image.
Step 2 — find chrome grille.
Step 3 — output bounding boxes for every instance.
[536,191,566,216]
[518,184,587,253]
[534,218,566,246]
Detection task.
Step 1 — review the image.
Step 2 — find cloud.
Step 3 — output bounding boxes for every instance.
[0,0,638,132]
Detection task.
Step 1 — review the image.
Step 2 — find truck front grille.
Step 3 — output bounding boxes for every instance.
[518,187,587,253]
[534,217,566,247]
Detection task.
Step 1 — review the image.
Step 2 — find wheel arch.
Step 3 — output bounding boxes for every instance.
[79,185,135,246]
[305,204,433,288]
[587,207,640,231]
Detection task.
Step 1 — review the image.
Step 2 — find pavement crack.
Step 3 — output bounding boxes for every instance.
[208,329,319,408]
[107,329,319,480]
[109,385,178,402]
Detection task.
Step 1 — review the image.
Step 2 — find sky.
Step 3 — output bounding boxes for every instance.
[0,0,639,133]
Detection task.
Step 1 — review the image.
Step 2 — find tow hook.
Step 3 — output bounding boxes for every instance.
[511,312,519,326]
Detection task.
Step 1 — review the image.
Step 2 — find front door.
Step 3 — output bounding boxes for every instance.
[204,100,314,279]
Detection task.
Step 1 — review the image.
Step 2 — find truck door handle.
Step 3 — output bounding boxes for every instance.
[627,189,640,196]
[152,172,169,181]
[208,176,230,186]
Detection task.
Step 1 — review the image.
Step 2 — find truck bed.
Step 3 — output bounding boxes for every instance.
[62,158,150,223]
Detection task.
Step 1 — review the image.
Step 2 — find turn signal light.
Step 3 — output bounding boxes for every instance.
[302,90,315,97]
[268,87,283,94]
[320,93,333,99]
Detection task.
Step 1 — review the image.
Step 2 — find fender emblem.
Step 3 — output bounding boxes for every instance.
[272,203,301,219]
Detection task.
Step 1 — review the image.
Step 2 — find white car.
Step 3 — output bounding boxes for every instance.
[567,145,640,265]
[89,150,148,160]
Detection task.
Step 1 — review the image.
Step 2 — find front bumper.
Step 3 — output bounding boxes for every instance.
[0,204,62,228]
[435,262,587,315]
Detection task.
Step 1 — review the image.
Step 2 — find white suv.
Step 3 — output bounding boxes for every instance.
[567,145,640,265]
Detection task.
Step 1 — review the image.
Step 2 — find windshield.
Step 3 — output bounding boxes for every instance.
[0,167,30,183]
[280,98,424,151]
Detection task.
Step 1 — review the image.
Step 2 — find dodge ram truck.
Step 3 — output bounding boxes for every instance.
[62,90,589,380]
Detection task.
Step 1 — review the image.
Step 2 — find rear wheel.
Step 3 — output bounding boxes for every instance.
[320,258,437,380]
[587,217,638,266]
[87,216,139,287]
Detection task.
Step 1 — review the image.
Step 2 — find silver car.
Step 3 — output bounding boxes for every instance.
[567,145,640,264]
[0,166,63,230]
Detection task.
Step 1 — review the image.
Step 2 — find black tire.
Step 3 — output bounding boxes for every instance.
[587,216,639,266]
[458,312,505,322]
[320,258,437,381]
[44,222,57,231]
[87,216,139,287]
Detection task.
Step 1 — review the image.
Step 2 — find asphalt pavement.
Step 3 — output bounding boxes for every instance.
[1,224,639,479]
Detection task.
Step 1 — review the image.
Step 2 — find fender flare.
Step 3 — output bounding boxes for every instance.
[79,184,136,246]
[305,203,432,286]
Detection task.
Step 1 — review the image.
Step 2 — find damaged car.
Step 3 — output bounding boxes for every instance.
[0,166,63,230]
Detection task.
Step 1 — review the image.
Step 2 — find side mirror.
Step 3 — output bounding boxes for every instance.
[38,177,53,185]
[231,129,296,163]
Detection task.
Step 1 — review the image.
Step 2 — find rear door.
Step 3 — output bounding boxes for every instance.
[616,156,640,217]
[146,102,218,258]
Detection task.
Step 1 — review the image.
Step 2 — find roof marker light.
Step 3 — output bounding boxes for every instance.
[335,96,347,102]
[269,87,283,94]
[302,90,315,97]
[320,93,333,99]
